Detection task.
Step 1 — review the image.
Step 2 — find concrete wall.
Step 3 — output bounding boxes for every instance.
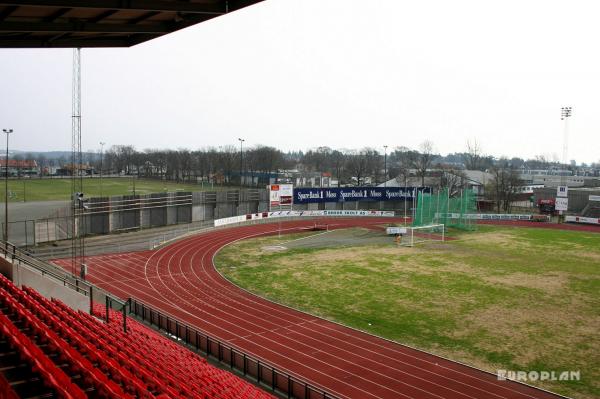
[29,188,415,244]
[0,255,88,313]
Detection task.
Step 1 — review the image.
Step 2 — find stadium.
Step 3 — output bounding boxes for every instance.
[1,2,600,399]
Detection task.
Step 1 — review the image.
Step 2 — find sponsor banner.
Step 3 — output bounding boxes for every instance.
[268,210,396,218]
[269,184,294,207]
[246,212,269,220]
[216,209,396,227]
[555,197,569,211]
[386,227,408,235]
[323,210,395,217]
[557,186,568,198]
[214,215,246,227]
[589,195,600,202]
[565,216,600,225]
[294,187,429,204]
[438,213,537,221]
[268,210,312,218]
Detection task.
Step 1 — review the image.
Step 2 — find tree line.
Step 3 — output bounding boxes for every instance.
[14,141,600,213]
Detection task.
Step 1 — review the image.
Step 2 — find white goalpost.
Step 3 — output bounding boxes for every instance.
[397,224,445,247]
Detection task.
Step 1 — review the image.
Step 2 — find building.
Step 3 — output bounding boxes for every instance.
[0,159,38,176]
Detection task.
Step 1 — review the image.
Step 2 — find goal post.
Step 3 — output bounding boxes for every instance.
[399,223,445,247]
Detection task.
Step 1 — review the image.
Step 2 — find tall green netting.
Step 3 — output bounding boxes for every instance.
[413,188,477,230]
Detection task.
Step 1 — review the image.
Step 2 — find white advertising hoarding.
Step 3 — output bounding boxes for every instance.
[565,216,600,225]
[269,184,294,208]
[555,197,569,211]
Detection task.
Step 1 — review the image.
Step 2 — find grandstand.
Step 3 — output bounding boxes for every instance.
[0,273,273,399]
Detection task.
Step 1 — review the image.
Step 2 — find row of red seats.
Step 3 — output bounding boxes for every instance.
[0,272,274,399]
[17,287,161,399]
[25,288,185,398]
[96,305,273,399]
[0,277,131,398]
[86,302,274,399]
[0,372,19,399]
[0,280,86,399]
[88,303,276,399]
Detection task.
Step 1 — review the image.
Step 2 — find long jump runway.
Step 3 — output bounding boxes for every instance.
[54,218,566,399]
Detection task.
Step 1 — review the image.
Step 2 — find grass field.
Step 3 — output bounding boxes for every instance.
[215,225,600,399]
[0,178,230,202]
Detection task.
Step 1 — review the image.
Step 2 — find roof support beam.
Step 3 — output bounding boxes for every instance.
[130,10,160,25]
[43,6,69,21]
[0,37,134,47]
[1,1,226,14]
[88,9,118,23]
[0,20,171,33]
[0,5,18,20]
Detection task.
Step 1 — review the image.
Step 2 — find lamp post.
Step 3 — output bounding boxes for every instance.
[559,107,573,220]
[383,145,388,188]
[2,129,12,243]
[99,142,105,197]
[238,138,245,189]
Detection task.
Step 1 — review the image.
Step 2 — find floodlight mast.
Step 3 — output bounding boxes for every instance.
[560,107,572,187]
[71,48,85,278]
[2,128,12,243]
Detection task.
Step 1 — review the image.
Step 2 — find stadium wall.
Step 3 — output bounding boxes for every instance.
[21,188,415,245]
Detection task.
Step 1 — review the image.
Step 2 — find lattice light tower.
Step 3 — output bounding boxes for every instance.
[560,106,572,187]
[71,48,85,278]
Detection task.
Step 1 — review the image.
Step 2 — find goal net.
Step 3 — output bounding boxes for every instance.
[396,224,445,247]
[413,188,477,231]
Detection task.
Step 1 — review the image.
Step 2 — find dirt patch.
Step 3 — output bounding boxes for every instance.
[454,302,600,366]
[483,272,570,291]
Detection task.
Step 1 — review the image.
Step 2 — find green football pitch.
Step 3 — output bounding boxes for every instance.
[216,225,600,399]
[1,178,230,202]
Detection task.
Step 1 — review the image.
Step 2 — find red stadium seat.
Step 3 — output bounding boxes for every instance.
[0,274,274,399]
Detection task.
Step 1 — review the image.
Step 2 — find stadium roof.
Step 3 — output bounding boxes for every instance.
[0,0,264,48]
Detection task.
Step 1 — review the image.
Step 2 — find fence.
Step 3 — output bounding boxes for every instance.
[128,298,339,399]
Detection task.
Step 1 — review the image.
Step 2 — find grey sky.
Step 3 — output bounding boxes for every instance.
[1,0,599,164]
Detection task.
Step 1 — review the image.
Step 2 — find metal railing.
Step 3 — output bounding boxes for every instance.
[128,297,339,399]
[1,241,90,297]
[0,241,126,325]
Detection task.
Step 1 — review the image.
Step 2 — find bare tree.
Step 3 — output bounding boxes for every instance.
[411,140,437,187]
[440,168,466,196]
[345,149,369,186]
[487,159,522,212]
[388,146,412,186]
[331,150,346,187]
[465,139,483,170]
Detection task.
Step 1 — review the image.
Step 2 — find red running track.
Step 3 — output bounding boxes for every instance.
[54,218,567,399]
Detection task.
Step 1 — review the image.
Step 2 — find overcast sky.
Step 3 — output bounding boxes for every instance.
[1,0,599,164]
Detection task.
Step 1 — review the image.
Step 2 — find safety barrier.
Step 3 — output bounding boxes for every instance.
[214,209,396,227]
[437,213,550,221]
[128,297,339,399]
[565,215,600,225]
